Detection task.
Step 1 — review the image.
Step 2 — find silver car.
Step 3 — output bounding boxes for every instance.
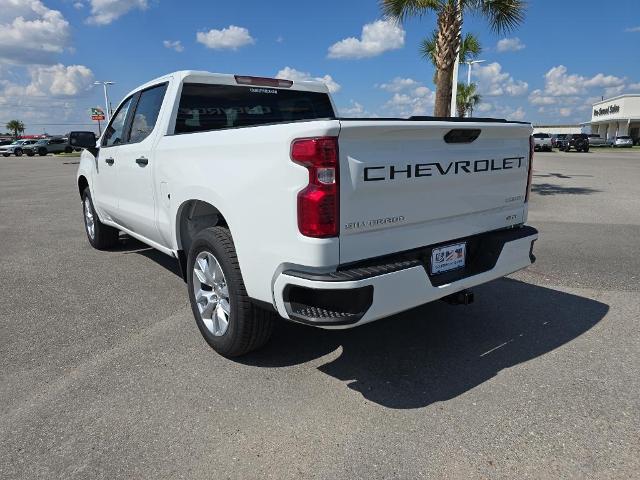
[588,134,608,147]
[613,136,633,148]
[0,139,38,157]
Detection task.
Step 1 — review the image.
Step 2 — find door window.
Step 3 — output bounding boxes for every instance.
[129,83,168,143]
[102,96,134,147]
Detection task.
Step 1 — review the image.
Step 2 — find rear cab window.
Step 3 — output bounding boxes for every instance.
[174,83,335,134]
[533,133,550,138]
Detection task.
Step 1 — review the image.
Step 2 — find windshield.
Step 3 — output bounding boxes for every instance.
[36,140,48,144]
[617,136,631,139]
[533,133,550,138]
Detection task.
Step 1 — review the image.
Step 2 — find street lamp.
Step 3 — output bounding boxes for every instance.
[465,59,486,86]
[94,81,115,122]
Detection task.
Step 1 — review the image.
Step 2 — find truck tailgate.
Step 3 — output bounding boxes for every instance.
[338,120,532,264]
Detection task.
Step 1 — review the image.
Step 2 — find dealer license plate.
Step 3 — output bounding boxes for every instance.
[430,242,466,274]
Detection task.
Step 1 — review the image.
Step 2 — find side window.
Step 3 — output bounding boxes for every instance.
[129,83,168,143]
[102,96,134,148]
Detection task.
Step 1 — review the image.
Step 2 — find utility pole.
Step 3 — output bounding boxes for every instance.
[449,0,463,117]
[465,59,485,85]
[94,81,115,122]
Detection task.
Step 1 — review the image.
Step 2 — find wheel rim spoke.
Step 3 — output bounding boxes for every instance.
[192,250,231,337]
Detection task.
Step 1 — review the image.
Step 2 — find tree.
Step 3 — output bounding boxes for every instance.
[420,31,481,83]
[381,0,525,116]
[6,120,25,139]
[456,82,481,117]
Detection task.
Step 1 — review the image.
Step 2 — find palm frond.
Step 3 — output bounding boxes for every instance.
[467,0,527,34]
[380,0,443,21]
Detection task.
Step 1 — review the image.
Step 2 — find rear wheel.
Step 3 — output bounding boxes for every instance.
[38,147,47,156]
[65,146,73,154]
[187,226,275,357]
[82,187,119,250]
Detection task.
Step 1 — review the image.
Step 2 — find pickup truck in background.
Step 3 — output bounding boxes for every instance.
[532,132,553,152]
[71,71,538,357]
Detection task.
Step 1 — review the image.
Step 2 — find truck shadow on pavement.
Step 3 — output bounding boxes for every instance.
[241,278,608,409]
[531,183,601,196]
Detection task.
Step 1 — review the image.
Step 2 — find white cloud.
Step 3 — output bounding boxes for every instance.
[340,101,365,117]
[196,25,255,50]
[73,2,84,9]
[377,77,420,92]
[625,26,640,32]
[383,86,435,117]
[86,0,148,26]
[275,66,341,93]
[0,0,71,65]
[542,65,624,96]
[496,37,526,52]
[473,62,528,97]
[558,108,572,117]
[628,82,640,91]
[328,19,405,59]
[2,64,94,97]
[163,40,184,52]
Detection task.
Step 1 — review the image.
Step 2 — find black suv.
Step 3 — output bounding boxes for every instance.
[558,133,589,153]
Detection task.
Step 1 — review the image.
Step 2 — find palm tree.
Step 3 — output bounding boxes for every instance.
[381,0,525,116]
[456,82,481,117]
[420,31,481,83]
[6,120,25,139]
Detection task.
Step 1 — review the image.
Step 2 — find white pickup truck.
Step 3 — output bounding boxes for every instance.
[72,70,538,357]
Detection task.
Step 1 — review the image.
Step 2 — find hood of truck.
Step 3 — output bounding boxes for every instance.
[337,120,532,264]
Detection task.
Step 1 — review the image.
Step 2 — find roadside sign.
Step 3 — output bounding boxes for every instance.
[90,107,105,121]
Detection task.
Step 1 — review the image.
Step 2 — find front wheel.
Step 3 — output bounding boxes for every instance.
[14,148,23,157]
[81,187,119,249]
[187,226,274,357]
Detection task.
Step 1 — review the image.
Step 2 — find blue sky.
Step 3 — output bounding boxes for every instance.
[1,0,640,134]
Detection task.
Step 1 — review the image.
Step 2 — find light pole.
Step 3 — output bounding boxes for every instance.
[465,59,485,86]
[94,81,115,122]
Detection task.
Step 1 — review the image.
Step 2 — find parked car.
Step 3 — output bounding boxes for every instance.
[71,70,538,357]
[558,133,590,152]
[0,139,38,157]
[0,140,13,146]
[24,137,73,156]
[587,134,608,147]
[551,134,567,148]
[532,133,553,151]
[612,135,634,148]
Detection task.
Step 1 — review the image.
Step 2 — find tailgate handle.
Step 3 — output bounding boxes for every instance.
[444,129,481,144]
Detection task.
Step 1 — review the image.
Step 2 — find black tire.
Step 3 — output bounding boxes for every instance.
[187,226,275,357]
[574,138,587,151]
[65,146,73,154]
[27,151,34,157]
[14,148,23,157]
[81,187,119,250]
[2,153,9,157]
[38,147,47,156]
[583,147,589,153]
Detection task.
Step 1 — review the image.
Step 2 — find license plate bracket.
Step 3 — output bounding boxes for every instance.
[430,242,467,275]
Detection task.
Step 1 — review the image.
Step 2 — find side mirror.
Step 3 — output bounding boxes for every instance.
[69,131,97,149]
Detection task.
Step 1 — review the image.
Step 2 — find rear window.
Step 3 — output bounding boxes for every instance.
[533,133,550,138]
[174,83,336,134]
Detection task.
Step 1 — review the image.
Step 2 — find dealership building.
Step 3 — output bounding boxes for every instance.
[590,94,640,143]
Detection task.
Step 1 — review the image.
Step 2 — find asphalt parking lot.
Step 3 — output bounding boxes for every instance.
[1,149,639,479]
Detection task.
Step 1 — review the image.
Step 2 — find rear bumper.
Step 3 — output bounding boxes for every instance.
[273,226,538,329]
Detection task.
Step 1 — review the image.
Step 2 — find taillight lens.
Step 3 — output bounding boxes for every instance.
[291,137,339,238]
[525,135,534,202]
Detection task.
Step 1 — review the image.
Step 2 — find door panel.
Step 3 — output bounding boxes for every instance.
[92,95,135,223]
[115,83,168,244]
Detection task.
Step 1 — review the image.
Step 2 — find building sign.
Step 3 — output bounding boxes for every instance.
[90,107,105,121]
[593,104,620,117]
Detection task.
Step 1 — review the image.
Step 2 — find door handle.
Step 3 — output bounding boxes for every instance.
[135,157,148,166]
[105,157,114,165]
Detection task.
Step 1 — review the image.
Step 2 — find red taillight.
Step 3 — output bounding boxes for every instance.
[234,75,293,88]
[291,137,339,238]
[525,135,534,202]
